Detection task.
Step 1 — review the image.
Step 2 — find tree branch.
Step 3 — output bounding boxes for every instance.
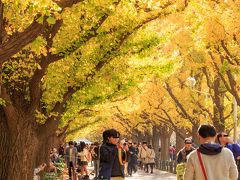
[154,110,186,140]
[55,0,122,59]
[194,100,213,121]
[29,2,114,111]
[0,86,18,134]
[223,109,233,121]
[29,2,120,112]
[164,82,197,126]
[202,67,213,91]
[53,0,84,8]
[226,70,240,105]
[0,0,84,63]
[38,3,191,136]
[221,40,240,65]
[29,20,64,112]
[209,51,240,105]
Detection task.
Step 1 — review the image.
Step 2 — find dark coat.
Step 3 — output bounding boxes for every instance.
[98,143,124,180]
[176,147,195,164]
[128,146,138,165]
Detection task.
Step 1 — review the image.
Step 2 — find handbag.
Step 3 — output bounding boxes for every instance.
[197,150,208,180]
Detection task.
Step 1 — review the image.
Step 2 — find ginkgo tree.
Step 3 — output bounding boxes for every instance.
[104,0,240,156]
[155,0,239,132]
[64,0,239,164]
[0,0,190,179]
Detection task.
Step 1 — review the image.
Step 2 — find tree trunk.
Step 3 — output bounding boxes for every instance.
[0,108,10,180]
[175,133,184,153]
[131,129,139,143]
[191,125,199,145]
[35,136,52,167]
[212,77,225,132]
[7,119,38,180]
[152,126,160,167]
[213,93,225,132]
[36,130,62,167]
[0,111,40,180]
[160,134,170,161]
[145,131,152,145]
[136,131,145,143]
[152,126,160,153]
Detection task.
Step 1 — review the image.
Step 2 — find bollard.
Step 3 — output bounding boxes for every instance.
[174,161,177,174]
[170,161,173,173]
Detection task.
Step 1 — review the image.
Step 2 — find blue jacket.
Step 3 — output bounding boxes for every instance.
[98,143,124,180]
[226,143,240,159]
[65,147,77,167]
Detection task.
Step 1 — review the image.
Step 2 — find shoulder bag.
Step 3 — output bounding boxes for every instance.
[197,150,208,180]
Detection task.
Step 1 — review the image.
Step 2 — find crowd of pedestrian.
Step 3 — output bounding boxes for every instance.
[64,141,99,179]
[50,129,157,180]
[34,123,240,180]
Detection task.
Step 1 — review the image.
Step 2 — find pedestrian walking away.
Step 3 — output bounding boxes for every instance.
[184,124,238,180]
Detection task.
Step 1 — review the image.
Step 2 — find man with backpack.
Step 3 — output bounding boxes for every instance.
[177,138,195,164]
[176,138,195,180]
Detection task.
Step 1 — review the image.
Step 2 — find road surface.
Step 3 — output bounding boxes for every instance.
[125,169,176,180]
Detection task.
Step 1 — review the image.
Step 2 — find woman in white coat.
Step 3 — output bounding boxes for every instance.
[146,145,155,173]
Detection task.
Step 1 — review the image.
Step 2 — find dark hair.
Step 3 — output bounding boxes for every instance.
[69,141,74,146]
[142,142,147,145]
[148,145,153,149]
[216,132,225,144]
[103,130,109,142]
[102,129,120,143]
[108,129,120,138]
[198,124,216,138]
[74,141,77,147]
[79,141,86,152]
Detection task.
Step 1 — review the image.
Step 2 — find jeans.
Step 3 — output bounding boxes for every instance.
[68,161,75,179]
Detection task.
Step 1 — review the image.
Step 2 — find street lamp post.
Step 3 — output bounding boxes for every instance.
[233,74,238,142]
[233,96,238,142]
[187,77,209,122]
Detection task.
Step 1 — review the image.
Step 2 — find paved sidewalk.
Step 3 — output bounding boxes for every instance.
[61,167,176,180]
[125,169,176,180]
